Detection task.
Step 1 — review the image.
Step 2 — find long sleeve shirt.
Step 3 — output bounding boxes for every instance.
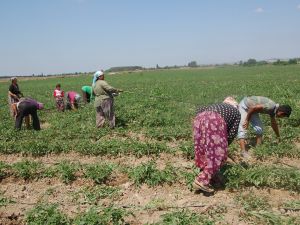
[93,80,118,108]
[196,103,241,145]
[9,84,22,98]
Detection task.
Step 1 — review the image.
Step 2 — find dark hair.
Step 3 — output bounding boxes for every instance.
[278,105,292,117]
[56,83,61,88]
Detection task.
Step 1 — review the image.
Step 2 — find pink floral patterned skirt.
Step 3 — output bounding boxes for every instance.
[193,111,228,185]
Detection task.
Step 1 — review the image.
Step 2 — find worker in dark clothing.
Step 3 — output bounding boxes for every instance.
[12,98,44,130]
[8,77,23,117]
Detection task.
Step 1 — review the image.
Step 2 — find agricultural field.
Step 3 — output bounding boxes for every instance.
[0,65,300,224]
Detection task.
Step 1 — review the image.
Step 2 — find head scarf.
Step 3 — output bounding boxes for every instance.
[37,102,44,110]
[75,94,81,102]
[223,96,238,109]
[92,70,104,86]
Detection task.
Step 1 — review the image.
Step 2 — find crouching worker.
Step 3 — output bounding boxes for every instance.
[193,97,241,193]
[81,86,94,104]
[12,98,44,130]
[93,71,122,128]
[66,91,81,110]
[238,96,292,159]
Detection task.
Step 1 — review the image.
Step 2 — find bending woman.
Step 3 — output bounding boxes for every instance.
[193,97,241,193]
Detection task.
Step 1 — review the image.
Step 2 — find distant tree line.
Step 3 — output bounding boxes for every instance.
[2,57,299,79]
[240,58,299,66]
[107,66,144,73]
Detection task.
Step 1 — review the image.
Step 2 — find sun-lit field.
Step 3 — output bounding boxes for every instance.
[0,65,300,224]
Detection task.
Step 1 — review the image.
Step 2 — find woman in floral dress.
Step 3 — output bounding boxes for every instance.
[193,97,241,193]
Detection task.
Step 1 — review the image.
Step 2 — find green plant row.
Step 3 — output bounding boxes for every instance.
[24,203,217,225]
[0,137,171,157]
[2,160,300,192]
[235,192,299,224]
[0,160,115,184]
[0,160,180,186]
[25,203,130,225]
[224,164,300,192]
[28,203,298,225]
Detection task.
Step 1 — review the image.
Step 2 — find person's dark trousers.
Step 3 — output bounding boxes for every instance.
[87,93,91,103]
[15,102,40,130]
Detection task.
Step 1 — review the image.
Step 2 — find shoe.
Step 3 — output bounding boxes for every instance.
[193,178,214,193]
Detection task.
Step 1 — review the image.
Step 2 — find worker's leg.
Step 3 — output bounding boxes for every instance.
[31,110,41,130]
[250,113,263,146]
[96,106,105,128]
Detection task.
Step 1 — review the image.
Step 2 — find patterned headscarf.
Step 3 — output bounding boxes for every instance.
[223,96,238,109]
[92,70,104,87]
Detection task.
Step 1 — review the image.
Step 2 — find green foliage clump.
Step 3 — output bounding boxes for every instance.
[253,140,300,159]
[84,163,114,184]
[129,161,177,187]
[76,138,170,158]
[0,192,15,207]
[25,203,70,225]
[235,192,299,224]
[180,166,199,191]
[282,200,300,211]
[0,161,10,180]
[73,206,129,225]
[224,164,300,191]
[235,192,270,211]
[76,186,120,204]
[56,160,80,184]
[12,160,43,180]
[155,210,214,225]
[179,142,194,159]
[246,210,296,225]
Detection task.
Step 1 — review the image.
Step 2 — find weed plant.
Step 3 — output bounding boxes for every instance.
[0,192,15,207]
[73,206,129,225]
[56,160,80,184]
[224,164,300,191]
[84,163,114,184]
[25,203,70,225]
[0,161,10,180]
[76,186,120,204]
[12,160,43,180]
[129,161,177,187]
[154,210,214,225]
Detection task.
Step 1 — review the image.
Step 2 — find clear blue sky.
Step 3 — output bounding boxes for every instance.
[1,0,300,76]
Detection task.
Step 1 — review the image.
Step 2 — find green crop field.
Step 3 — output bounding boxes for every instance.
[0,65,300,224]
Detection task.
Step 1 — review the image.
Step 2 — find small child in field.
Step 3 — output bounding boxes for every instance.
[53,84,65,111]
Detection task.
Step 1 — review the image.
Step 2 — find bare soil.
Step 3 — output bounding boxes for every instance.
[0,153,299,224]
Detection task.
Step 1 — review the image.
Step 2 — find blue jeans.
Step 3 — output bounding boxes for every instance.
[237,98,263,139]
